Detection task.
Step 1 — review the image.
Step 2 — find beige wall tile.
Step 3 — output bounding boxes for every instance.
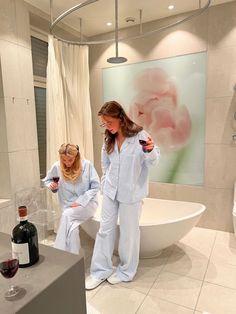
[0,97,7,153]
[5,97,27,152]
[0,152,11,199]
[207,46,236,98]
[4,97,38,152]
[15,0,31,49]
[208,1,236,50]
[8,150,40,193]
[205,144,236,189]
[175,185,206,204]
[206,96,236,144]
[0,0,17,44]
[0,39,21,99]
[198,187,233,232]
[17,45,34,100]
[149,182,176,200]
[0,203,15,234]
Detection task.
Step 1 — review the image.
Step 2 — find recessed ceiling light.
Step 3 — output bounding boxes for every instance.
[106,22,112,26]
[168,4,174,10]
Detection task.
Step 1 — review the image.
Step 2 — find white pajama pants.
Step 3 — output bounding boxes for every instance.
[54,201,97,254]
[90,195,142,281]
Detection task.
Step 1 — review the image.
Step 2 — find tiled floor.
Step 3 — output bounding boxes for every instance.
[44,227,236,314]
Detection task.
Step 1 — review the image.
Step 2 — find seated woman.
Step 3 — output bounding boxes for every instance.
[43,143,100,254]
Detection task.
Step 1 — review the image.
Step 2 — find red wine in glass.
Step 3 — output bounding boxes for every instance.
[0,252,20,298]
[52,176,60,193]
[0,259,19,279]
[52,176,60,183]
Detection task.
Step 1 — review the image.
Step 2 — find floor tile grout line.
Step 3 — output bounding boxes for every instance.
[193,228,218,312]
[203,279,236,292]
[134,247,176,313]
[134,245,178,313]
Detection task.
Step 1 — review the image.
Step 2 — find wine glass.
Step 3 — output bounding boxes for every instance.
[52,176,60,193]
[0,251,20,298]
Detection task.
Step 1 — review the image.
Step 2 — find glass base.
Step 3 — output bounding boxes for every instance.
[5,285,20,298]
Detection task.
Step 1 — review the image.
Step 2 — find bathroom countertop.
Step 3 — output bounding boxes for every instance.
[0,232,86,314]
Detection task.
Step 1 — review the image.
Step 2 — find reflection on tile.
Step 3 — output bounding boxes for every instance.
[137,295,194,314]
[119,264,162,295]
[149,271,202,309]
[196,282,236,314]
[163,248,209,280]
[176,227,216,258]
[205,260,236,289]
[215,230,236,248]
[210,243,236,266]
[89,285,146,314]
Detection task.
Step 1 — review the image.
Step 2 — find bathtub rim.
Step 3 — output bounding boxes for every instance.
[91,197,206,227]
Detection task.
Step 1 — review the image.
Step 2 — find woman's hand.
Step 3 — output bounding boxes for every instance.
[70,202,80,208]
[49,182,58,191]
[145,137,154,152]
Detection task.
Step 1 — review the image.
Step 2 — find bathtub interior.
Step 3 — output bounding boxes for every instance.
[94,195,205,225]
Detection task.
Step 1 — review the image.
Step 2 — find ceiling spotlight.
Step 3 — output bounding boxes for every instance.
[168,4,174,10]
[106,22,112,26]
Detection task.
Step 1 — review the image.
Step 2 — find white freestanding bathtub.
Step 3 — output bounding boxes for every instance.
[81,195,206,258]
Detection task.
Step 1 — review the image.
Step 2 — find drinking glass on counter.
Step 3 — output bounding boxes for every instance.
[0,251,20,298]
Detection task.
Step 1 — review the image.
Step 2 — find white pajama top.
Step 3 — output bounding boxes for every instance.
[101,130,160,203]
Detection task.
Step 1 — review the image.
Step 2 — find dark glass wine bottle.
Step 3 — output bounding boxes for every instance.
[11,206,39,268]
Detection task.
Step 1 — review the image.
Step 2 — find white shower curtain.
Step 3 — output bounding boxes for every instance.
[46,35,94,230]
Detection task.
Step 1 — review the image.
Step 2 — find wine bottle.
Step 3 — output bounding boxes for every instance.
[11,206,39,268]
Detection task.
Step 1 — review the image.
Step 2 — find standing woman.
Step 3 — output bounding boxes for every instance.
[44,143,100,254]
[86,101,160,289]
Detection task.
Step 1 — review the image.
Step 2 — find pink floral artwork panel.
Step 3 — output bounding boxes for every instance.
[102,52,206,185]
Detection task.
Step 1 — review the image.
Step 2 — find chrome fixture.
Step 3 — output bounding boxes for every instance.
[50,0,212,63]
[107,0,127,64]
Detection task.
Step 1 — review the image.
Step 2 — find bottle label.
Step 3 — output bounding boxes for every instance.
[12,242,30,265]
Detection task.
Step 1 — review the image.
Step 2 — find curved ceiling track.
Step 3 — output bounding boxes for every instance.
[50,0,212,45]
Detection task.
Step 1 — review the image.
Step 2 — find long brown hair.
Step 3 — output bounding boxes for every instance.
[98,101,143,154]
[58,144,82,181]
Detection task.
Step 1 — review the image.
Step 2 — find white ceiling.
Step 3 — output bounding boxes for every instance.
[25,0,234,37]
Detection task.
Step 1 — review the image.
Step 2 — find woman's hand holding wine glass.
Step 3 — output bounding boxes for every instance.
[50,176,60,193]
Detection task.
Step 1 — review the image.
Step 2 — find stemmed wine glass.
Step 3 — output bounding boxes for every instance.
[52,176,60,193]
[0,251,20,298]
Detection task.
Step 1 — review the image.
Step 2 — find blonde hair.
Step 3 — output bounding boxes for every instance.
[58,144,82,181]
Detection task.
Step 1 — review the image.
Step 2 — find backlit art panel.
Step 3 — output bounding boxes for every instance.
[102,52,206,185]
